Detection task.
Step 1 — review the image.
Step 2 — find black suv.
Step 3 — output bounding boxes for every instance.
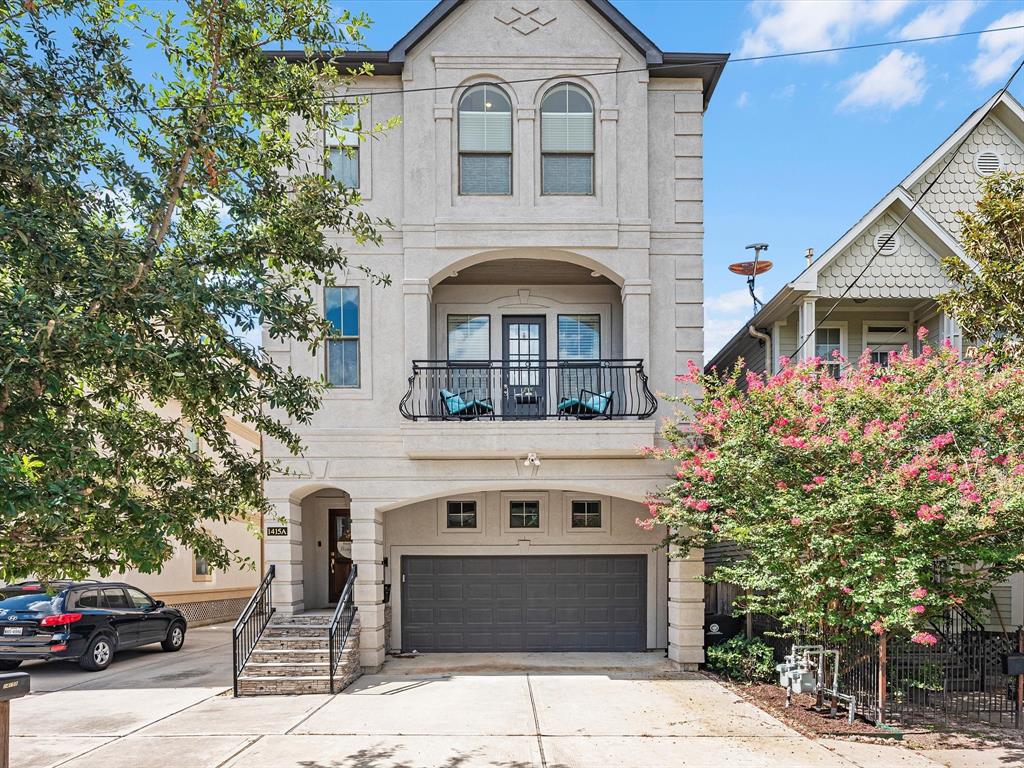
[0,581,187,672]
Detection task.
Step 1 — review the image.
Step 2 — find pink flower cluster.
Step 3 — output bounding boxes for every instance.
[911,631,938,646]
[916,504,944,522]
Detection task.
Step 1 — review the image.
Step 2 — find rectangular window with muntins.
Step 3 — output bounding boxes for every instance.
[509,499,540,529]
[446,500,478,529]
[571,499,602,529]
[815,327,842,379]
[326,286,360,387]
[326,109,359,188]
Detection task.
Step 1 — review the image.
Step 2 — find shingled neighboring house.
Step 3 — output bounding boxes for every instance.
[708,90,1024,633]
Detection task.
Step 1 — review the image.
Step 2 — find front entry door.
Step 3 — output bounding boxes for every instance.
[328,508,353,603]
[502,316,546,419]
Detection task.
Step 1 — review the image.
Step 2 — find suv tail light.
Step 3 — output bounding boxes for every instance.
[39,613,83,627]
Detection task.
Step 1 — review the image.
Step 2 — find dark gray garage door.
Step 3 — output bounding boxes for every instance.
[401,555,646,652]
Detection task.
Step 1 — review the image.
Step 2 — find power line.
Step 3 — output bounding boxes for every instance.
[29,22,1024,118]
[790,54,1024,363]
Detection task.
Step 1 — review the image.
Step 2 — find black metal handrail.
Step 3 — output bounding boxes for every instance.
[328,564,358,694]
[399,358,658,421]
[232,564,275,697]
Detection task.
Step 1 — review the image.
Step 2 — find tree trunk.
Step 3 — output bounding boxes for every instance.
[877,632,888,725]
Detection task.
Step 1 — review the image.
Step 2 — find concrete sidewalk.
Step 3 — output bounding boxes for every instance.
[6,641,971,768]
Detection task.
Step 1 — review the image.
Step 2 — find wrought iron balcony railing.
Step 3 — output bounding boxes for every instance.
[399,359,658,421]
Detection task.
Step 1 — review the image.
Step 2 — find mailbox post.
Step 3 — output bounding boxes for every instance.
[0,672,30,768]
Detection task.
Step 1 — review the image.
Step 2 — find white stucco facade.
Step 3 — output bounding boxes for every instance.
[262,0,726,670]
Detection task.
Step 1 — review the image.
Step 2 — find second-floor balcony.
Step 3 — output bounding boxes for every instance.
[399,359,657,422]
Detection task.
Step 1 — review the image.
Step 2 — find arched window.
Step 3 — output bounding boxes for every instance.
[540,83,594,195]
[458,84,512,195]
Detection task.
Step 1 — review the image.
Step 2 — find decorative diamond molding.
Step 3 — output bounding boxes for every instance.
[495,4,556,36]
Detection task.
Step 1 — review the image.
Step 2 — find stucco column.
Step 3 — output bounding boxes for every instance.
[403,279,432,364]
[265,497,303,615]
[667,540,705,668]
[351,500,386,671]
[621,279,652,364]
[797,297,817,362]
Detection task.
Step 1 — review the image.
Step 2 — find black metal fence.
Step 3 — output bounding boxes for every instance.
[399,359,658,421]
[750,609,1023,728]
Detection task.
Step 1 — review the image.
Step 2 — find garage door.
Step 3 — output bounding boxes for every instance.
[401,555,646,652]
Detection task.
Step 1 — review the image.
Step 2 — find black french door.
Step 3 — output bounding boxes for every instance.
[502,316,546,418]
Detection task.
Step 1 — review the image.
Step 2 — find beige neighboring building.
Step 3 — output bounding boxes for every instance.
[709,90,1024,633]
[92,403,263,627]
[261,0,727,670]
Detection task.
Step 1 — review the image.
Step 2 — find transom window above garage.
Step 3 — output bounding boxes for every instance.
[509,499,541,528]
[446,500,478,529]
[570,499,602,528]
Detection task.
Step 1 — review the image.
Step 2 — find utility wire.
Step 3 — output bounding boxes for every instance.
[32,22,1024,118]
[789,53,1024,363]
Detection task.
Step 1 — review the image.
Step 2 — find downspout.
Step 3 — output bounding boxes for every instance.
[748,326,772,373]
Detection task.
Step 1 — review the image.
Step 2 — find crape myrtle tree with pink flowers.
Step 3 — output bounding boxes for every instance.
[642,331,1024,718]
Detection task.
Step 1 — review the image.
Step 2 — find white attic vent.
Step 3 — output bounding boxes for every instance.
[874,231,899,255]
[975,151,1003,176]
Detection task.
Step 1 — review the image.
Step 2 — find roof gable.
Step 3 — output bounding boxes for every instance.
[388,0,664,64]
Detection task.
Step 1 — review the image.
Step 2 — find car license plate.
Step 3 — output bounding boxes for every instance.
[3,627,23,636]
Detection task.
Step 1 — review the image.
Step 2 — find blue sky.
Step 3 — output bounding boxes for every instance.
[338,0,1023,356]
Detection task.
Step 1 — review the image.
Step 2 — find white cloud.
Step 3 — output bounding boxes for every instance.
[900,1,980,40]
[970,10,1024,86]
[736,90,750,107]
[738,0,911,58]
[773,83,797,99]
[838,49,927,110]
[704,289,758,360]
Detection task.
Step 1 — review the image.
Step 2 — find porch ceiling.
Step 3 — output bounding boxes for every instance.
[441,259,613,286]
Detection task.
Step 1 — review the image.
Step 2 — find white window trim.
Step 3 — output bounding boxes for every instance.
[437,494,485,535]
[192,555,214,583]
[324,97,371,199]
[861,321,911,363]
[814,321,848,371]
[562,493,611,535]
[500,491,548,535]
[320,277,373,401]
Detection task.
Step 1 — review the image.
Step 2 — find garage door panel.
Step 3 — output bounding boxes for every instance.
[402,555,646,652]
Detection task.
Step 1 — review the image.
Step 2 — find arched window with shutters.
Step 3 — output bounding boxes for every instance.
[458,84,512,195]
[541,83,594,196]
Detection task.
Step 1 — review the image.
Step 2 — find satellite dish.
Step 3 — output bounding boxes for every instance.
[728,260,774,276]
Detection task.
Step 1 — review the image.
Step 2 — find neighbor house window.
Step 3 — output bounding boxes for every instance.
[459,84,512,195]
[326,286,360,387]
[509,499,540,529]
[570,499,602,529]
[864,324,911,366]
[541,83,594,195]
[815,327,842,379]
[446,500,478,529]
[194,556,212,581]
[326,109,359,188]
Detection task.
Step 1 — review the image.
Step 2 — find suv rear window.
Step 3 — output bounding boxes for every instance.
[0,593,63,614]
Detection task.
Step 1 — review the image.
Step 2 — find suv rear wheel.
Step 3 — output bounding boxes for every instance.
[80,635,114,671]
[0,660,22,671]
[161,622,185,652]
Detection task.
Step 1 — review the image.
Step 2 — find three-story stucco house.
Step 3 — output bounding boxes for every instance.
[260,0,727,673]
[708,90,1024,634]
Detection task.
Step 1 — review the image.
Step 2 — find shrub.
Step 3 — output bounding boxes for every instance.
[706,636,777,683]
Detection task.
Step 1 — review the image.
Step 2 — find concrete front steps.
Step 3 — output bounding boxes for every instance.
[236,613,361,696]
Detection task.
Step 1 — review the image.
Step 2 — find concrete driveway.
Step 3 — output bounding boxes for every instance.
[9,633,946,768]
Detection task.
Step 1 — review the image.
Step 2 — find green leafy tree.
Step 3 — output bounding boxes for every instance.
[940,171,1024,362]
[643,338,1024,717]
[0,0,392,582]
